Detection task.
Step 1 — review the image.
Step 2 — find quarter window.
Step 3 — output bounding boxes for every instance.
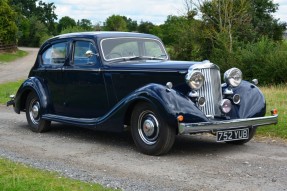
[42,42,67,65]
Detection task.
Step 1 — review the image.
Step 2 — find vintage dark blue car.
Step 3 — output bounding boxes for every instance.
[7,32,278,155]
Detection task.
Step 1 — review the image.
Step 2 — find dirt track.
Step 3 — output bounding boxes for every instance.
[0,47,38,83]
[0,48,286,190]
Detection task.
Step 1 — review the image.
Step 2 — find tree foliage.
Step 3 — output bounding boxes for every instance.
[104,15,128,31]
[9,0,57,46]
[58,16,76,33]
[0,0,18,45]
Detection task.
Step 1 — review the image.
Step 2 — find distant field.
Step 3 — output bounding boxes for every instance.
[0,81,286,139]
[0,50,28,63]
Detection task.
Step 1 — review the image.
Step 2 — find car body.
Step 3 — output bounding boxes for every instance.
[7,32,278,155]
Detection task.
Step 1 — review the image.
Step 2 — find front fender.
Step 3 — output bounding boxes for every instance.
[96,83,208,132]
[229,80,266,119]
[14,77,49,114]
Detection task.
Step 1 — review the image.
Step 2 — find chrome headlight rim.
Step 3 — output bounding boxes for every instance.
[185,71,205,90]
[224,68,242,87]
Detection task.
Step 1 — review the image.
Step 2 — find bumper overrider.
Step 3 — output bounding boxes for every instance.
[178,115,278,134]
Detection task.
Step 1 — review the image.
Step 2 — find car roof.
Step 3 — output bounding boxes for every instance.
[48,31,160,42]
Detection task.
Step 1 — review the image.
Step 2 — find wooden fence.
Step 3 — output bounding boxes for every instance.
[0,41,17,52]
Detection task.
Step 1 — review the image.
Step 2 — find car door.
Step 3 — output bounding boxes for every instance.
[62,39,109,118]
[40,40,69,115]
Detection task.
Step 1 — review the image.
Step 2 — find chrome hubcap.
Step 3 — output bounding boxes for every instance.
[143,119,155,137]
[138,111,159,145]
[29,98,40,125]
[32,104,39,119]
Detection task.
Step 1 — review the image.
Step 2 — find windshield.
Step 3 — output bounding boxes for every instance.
[101,37,168,61]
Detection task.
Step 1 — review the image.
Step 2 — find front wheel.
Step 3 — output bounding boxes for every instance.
[131,102,175,155]
[25,92,51,133]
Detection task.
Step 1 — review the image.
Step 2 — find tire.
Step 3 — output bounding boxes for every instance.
[131,102,175,155]
[226,127,257,145]
[25,92,51,133]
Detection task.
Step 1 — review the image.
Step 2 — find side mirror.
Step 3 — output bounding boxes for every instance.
[85,50,95,58]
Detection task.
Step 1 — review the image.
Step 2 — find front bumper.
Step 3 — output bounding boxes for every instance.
[178,115,278,134]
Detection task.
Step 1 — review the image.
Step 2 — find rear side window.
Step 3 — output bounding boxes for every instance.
[42,42,67,65]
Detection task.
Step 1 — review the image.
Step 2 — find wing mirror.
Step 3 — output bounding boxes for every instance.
[85,50,96,58]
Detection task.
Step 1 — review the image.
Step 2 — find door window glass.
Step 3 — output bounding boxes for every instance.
[42,42,67,65]
[73,41,98,65]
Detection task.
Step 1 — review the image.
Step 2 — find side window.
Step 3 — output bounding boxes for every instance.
[42,42,67,65]
[73,41,98,65]
[144,41,165,58]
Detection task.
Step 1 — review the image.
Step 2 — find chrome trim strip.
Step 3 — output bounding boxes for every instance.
[178,115,278,134]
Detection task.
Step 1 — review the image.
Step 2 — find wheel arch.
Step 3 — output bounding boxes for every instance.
[14,77,50,114]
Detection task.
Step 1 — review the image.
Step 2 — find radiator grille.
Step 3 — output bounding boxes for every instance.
[197,68,222,117]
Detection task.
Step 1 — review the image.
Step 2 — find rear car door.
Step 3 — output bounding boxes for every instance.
[40,40,69,115]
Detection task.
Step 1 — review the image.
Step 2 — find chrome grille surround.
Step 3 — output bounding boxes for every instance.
[188,61,222,118]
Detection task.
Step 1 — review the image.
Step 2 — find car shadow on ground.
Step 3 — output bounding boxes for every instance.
[19,122,251,157]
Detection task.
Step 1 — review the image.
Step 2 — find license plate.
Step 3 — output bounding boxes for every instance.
[216,128,249,142]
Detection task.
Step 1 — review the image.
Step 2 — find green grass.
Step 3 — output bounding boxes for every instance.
[257,85,287,139]
[0,158,115,191]
[0,50,28,63]
[0,80,23,104]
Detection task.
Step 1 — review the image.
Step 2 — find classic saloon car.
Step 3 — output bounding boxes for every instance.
[7,32,278,155]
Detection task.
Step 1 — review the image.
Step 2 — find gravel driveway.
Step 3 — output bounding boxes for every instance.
[0,48,286,190]
[0,47,38,83]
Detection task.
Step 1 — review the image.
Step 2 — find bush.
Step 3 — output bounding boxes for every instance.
[209,37,287,84]
[236,38,287,84]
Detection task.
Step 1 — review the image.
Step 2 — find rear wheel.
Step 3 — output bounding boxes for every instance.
[131,102,175,155]
[25,92,51,133]
[226,127,257,145]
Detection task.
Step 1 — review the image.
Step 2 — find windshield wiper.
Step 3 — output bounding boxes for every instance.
[108,56,166,63]
[143,56,165,60]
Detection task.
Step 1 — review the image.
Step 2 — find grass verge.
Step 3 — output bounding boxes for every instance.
[0,80,23,104]
[0,50,28,63]
[257,85,287,139]
[0,158,115,191]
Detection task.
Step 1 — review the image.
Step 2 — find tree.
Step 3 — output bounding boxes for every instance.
[122,16,138,31]
[78,19,93,31]
[199,0,252,53]
[104,15,127,31]
[10,0,57,34]
[36,1,57,34]
[161,15,204,61]
[9,0,37,18]
[0,0,18,46]
[138,21,155,34]
[58,16,76,33]
[27,16,49,47]
[250,0,286,41]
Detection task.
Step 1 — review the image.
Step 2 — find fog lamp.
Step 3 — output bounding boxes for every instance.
[232,94,240,104]
[197,97,206,107]
[220,99,232,113]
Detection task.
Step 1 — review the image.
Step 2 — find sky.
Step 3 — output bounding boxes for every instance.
[42,0,287,25]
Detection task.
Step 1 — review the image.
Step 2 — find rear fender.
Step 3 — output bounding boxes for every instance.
[14,77,49,114]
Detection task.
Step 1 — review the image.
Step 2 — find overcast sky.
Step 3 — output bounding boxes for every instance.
[42,0,287,25]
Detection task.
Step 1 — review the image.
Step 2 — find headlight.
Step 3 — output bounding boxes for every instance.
[224,68,242,87]
[186,71,205,90]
